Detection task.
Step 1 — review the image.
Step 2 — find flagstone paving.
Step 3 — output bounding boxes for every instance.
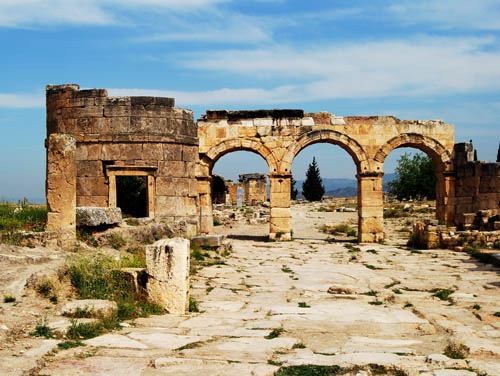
[30,206,500,375]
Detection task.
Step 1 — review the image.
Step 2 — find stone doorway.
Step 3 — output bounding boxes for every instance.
[116,176,147,218]
[106,166,156,218]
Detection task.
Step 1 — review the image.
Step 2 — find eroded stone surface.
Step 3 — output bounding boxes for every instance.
[76,206,122,226]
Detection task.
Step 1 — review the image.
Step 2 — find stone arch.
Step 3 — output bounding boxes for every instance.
[282,129,370,174]
[374,133,452,172]
[204,138,278,174]
[374,133,455,226]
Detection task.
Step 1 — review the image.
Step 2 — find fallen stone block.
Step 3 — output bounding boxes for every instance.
[61,299,117,317]
[146,238,190,314]
[76,207,122,226]
[191,234,225,248]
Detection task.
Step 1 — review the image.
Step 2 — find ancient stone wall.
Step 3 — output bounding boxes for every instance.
[239,173,267,205]
[46,84,199,228]
[453,142,500,228]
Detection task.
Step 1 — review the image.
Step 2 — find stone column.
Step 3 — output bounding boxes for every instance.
[197,177,213,234]
[436,172,455,226]
[146,238,190,314]
[46,133,77,247]
[357,173,384,243]
[269,174,291,240]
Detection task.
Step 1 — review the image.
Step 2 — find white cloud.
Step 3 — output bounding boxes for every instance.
[0,0,113,27]
[108,86,298,106]
[132,13,271,43]
[179,36,500,100]
[0,92,44,108]
[0,0,228,27]
[388,0,500,30]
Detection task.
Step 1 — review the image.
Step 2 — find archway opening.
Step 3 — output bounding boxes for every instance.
[383,147,441,245]
[116,176,148,218]
[210,150,270,239]
[291,142,358,241]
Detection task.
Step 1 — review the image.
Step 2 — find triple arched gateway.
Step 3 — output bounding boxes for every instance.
[197,110,455,242]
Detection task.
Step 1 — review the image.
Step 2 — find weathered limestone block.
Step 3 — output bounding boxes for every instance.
[61,300,117,317]
[46,134,77,248]
[191,235,225,248]
[146,238,190,314]
[76,207,122,226]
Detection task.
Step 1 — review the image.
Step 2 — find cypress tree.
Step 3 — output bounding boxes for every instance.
[301,157,325,201]
[497,142,500,163]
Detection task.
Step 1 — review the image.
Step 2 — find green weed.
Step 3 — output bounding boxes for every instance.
[265,327,284,339]
[57,340,84,350]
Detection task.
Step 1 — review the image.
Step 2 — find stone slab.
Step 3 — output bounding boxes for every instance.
[76,206,122,226]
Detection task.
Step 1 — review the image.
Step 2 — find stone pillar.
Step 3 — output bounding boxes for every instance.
[145,238,190,314]
[357,173,384,243]
[197,177,213,234]
[436,172,455,226]
[46,133,77,248]
[269,174,291,240]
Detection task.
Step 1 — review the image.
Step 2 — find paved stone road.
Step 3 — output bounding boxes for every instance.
[34,206,500,376]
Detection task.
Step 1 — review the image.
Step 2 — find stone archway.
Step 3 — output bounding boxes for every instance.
[374,133,455,225]
[197,138,277,234]
[197,110,455,242]
[281,129,370,174]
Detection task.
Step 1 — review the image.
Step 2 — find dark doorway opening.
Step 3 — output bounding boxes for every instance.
[116,176,147,218]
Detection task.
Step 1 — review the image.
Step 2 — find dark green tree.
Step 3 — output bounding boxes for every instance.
[497,142,500,162]
[302,157,325,201]
[291,176,298,200]
[387,152,436,200]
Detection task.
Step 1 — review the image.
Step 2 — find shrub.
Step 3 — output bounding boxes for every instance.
[109,235,127,250]
[58,340,84,350]
[430,288,454,301]
[3,295,16,303]
[36,280,53,298]
[67,320,105,340]
[443,342,468,359]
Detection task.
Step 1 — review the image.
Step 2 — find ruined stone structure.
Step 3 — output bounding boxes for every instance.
[239,173,267,205]
[45,84,199,240]
[46,85,463,244]
[453,142,500,229]
[197,110,455,241]
[211,173,268,206]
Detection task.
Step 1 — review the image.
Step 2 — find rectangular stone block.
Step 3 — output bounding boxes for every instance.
[270,192,291,208]
[143,143,163,161]
[119,143,143,161]
[270,207,291,218]
[191,235,225,248]
[77,160,102,177]
[270,216,291,229]
[146,238,189,314]
[101,144,121,160]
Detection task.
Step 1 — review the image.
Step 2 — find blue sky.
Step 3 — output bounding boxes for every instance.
[1,0,500,200]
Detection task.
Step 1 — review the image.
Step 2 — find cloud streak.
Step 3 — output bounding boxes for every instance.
[0,0,229,27]
[0,92,44,108]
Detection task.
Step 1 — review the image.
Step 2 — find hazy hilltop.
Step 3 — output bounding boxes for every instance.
[296,173,397,198]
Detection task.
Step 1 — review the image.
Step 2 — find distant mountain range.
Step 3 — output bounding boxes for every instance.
[295,173,397,198]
